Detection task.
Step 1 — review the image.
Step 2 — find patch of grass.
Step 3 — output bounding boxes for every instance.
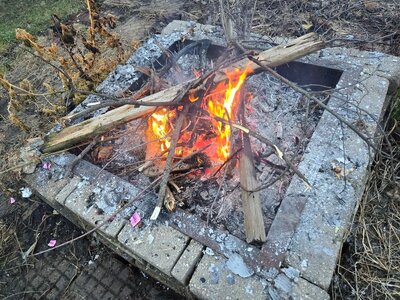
[0,0,84,52]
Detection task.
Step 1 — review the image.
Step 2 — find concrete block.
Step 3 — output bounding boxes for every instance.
[61,178,127,238]
[318,47,400,90]
[118,223,189,274]
[55,176,82,204]
[171,239,204,284]
[292,278,330,300]
[71,156,116,186]
[102,0,138,7]
[189,253,268,300]
[284,71,390,289]
[161,20,226,47]
[23,157,72,202]
[72,157,156,219]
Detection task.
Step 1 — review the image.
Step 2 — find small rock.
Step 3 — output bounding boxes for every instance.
[204,247,214,256]
[282,267,300,282]
[274,274,292,294]
[226,253,254,278]
[200,190,208,199]
[20,187,32,198]
[226,273,235,285]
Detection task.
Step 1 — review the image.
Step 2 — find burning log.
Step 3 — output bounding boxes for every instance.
[42,33,324,153]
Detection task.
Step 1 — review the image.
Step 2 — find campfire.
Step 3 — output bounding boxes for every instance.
[145,65,252,169]
[44,33,326,243]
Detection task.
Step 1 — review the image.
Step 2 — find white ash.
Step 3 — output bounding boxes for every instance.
[20,187,33,198]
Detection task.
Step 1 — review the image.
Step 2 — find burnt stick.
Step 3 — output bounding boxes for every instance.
[237,89,267,243]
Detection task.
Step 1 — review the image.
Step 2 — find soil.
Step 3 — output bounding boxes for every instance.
[0,0,399,299]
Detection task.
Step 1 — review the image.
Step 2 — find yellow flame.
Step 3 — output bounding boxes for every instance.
[147,66,251,161]
[149,108,172,152]
[207,67,250,160]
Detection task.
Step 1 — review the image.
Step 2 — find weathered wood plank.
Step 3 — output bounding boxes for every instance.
[239,128,266,243]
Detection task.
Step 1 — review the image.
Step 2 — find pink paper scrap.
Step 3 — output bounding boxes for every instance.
[42,161,52,170]
[130,212,141,227]
[48,239,57,247]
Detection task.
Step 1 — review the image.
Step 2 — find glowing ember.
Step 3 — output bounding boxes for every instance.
[192,68,202,78]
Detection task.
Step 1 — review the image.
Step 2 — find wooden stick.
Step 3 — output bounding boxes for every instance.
[238,90,266,243]
[65,136,98,178]
[150,105,189,220]
[42,33,324,153]
[43,84,185,153]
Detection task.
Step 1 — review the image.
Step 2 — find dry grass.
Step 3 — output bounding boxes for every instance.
[249,0,400,56]
[332,100,400,299]
[0,222,13,263]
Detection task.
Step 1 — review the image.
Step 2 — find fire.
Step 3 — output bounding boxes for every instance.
[147,66,251,163]
[148,108,174,153]
[207,67,251,160]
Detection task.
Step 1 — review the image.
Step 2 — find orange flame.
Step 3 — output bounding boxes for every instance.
[207,66,251,160]
[147,65,251,163]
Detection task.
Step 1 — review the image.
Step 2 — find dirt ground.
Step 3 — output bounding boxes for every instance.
[1,0,399,299]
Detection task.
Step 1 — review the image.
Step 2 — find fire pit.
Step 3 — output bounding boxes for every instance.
[24,21,399,299]
[90,48,342,244]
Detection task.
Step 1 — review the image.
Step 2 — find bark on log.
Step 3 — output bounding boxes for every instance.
[42,33,324,153]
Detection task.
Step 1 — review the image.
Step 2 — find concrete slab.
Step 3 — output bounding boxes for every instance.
[23,156,73,202]
[285,74,390,290]
[189,253,268,300]
[118,223,189,274]
[292,278,330,300]
[171,239,204,284]
[60,177,132,238]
